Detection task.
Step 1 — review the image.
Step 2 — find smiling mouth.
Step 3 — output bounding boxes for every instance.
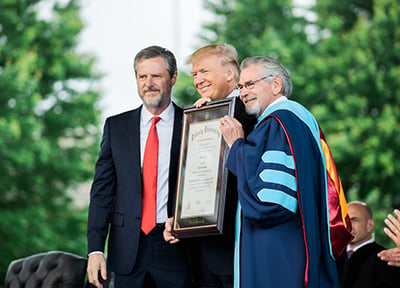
[243,96,257,103]
[198,85,210,91]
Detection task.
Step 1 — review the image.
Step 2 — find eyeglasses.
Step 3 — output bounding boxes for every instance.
[237,75,273,90]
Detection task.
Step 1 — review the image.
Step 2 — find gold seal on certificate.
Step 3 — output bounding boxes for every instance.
[173,98,236,238]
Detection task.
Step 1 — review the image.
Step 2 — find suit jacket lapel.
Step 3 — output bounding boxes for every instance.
[124,107,142,190]
[168,103,183,216]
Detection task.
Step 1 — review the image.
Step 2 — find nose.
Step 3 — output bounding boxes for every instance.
[240,89,248,101]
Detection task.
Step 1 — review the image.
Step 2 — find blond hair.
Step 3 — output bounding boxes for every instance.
[187,43,240,81]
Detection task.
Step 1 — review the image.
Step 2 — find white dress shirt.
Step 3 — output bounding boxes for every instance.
[140,102,174,224]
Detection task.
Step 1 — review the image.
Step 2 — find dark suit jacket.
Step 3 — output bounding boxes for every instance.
[193,97,256,275]
[87,103,183,275]
[338,242,400,288]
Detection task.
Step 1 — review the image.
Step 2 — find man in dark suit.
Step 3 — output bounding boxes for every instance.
[87,46,191,288]
[337,201,400,288]
[164,44,256,288]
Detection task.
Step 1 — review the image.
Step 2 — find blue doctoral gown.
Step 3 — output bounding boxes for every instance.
[227,100,340,288]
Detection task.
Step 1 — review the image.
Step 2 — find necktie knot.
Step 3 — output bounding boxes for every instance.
[152,116,161,125]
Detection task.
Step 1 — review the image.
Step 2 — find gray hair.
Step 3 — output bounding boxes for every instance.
[133,45,177,79]
[240,56,293,98]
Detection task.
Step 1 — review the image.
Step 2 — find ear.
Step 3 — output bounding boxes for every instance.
[367,219,375,232]
[271,76,283,95]
[171,71,178,86]
[226,69,234,81]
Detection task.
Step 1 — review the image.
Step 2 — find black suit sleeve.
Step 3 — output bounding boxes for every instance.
[233,97,257,137]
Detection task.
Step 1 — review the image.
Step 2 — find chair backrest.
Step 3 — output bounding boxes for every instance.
[4,251,87,288]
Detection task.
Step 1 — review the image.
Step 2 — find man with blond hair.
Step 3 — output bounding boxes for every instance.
[164,44,255,287]
[189,43,255,287]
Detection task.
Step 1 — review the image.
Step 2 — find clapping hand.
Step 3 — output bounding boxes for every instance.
[378,209,400,266]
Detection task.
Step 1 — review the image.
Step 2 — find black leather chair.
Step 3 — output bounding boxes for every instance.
[4,251,87,288]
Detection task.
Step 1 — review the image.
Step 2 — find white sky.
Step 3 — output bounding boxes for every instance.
[79,0,211,122]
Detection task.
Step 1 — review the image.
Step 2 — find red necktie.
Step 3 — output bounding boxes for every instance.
[141,116,161,234]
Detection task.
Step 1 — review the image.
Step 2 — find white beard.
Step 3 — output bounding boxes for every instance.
[245,99,261,116]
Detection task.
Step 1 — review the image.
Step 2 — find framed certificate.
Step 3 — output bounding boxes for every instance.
[173,97,236,238]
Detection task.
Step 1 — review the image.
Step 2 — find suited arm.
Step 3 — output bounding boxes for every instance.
[87,119,116,253]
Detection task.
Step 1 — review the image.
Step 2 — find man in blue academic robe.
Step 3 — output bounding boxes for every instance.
[220,56,351,288]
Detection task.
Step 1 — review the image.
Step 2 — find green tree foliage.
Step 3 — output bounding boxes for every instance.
[174,0,312,106]
[202,0,311,64]
[0,0,101,280]
[174,0,400,247]
[174,72,200,107]
[303,0,400,245]
[313,0,374,32]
